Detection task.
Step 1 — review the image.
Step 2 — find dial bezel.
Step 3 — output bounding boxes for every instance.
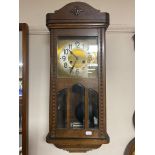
[57,36,98,78]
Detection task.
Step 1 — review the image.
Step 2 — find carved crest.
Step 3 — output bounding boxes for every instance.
[70,6,84,16]
[46,2,109,28]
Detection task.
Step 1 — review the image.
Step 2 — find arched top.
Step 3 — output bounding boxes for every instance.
[46,2,109,28]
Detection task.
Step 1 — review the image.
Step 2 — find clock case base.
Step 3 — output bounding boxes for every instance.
[46,133,109,152]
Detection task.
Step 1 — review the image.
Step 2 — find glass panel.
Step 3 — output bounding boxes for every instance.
[19,32,23,79]
[19,134,22,154]
[70,84,85,129]
[19,32,23,97]
[57,36,98,78]
[19,103,22,132]
[57,89,67,128]
[88,89,99,128]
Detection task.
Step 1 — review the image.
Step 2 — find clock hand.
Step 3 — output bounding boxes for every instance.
[70,50,78,60]
[70,59,77,73]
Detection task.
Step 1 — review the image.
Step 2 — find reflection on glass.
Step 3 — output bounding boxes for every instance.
[19,104,22,132]
[19,32,23,97]
[57,89,67,128]
[19,134,22,152]
[19,79,22,96]
[71,84,85,129]
[56,84,99,129]
[19,32,23,77]
[88,89,99,128]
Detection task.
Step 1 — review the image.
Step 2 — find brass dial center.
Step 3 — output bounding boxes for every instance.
[68,49,87,68]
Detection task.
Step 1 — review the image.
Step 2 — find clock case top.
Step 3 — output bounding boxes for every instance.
[46,2,110,152]
[46,2,109,29]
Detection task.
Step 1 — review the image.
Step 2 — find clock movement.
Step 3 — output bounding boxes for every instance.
[46,2,110,152]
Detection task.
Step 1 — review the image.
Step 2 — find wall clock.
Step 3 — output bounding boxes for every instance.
[46,2,110,152]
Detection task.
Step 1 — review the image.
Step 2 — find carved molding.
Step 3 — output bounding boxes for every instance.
[46,2,109,27]
[99,28,104,135]
[28,25,134,35]
[52,2,104,18]
[50,30,57,135]
[70,6,84,16]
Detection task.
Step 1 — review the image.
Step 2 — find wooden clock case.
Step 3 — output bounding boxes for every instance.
[46,2,110,152]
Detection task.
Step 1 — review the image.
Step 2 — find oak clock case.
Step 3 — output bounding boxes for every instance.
[46,2,110,152]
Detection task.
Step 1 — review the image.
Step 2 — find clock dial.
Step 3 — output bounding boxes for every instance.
[57,37,98,78]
